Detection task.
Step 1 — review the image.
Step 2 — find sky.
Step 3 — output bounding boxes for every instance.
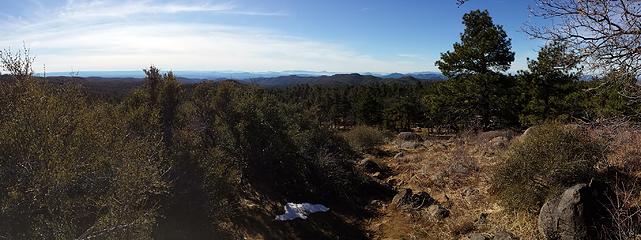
[0,0,546,73]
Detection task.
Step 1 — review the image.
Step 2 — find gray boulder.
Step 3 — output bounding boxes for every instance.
[399,141,423,150]
[538,184,589,240]
[397,132,423,141]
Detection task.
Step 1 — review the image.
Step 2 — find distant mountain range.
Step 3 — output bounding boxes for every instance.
[245,73,438,87]
[43,70,446,81]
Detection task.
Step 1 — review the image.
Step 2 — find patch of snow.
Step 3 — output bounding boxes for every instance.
[275,203,330,221]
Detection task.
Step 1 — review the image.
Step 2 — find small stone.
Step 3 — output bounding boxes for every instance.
[475,212,488,225]
[493,231,516,240]
[462,187,481,203]
[427,204,449,220]
[433,193,451,208]
[369,200,383,208]
[391,188,412,208]
[468,233,489,240]
[386,178,399,186]
[409,191,434,209]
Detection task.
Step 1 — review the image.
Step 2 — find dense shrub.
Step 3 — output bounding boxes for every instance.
[492,123,607,212]
[342,125,388,151]
[179,81,366,206]
[0,80,167,239]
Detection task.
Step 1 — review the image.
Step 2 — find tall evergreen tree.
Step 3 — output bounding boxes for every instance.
[429,10,518,130]
[518,42,582,126]
[144,66,163,105]
[436,10,515,78]
[160,71,181,148]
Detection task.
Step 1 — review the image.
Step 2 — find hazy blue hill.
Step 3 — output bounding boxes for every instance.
[43,70,445,81]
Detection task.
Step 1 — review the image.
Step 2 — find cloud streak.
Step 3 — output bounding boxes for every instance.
[56,0,286,19]
[0,0,427,73]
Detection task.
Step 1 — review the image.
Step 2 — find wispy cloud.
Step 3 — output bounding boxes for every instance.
[56,0,286,19]
[0,0,426,72]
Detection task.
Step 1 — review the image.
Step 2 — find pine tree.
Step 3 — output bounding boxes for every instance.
[518,42,582,126]
[436,10,515,78]
[430,10,518,130]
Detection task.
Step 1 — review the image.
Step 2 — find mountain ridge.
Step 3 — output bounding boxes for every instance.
[40,70,445,81]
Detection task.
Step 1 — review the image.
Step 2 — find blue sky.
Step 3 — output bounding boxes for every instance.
[0,0,545,73]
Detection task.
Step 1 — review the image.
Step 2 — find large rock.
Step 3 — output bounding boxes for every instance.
[400,141,423,150]
[538,184,590,240]
[391,188,434,209]
[358,158,383,173]
[397,132,423,141]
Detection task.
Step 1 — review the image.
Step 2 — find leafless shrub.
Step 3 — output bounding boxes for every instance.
[0,43,34,81]
[342,125,388,151]
[597,177,641,240]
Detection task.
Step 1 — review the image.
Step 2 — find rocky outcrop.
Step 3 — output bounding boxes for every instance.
[538,184,590,240]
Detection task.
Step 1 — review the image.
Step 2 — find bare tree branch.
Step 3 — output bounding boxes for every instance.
[527,0,641,79]
[0,43,34,81]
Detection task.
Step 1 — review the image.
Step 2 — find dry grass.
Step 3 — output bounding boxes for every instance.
[362,125,641,239]
[363,130,542,239]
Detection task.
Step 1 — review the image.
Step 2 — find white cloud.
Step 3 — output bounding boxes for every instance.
[57,0,271,19]
[0,0,428,73]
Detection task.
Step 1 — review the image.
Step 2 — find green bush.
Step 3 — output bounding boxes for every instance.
[0,80,167,239]
[492,123,606,212]
[342,125,388,151]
